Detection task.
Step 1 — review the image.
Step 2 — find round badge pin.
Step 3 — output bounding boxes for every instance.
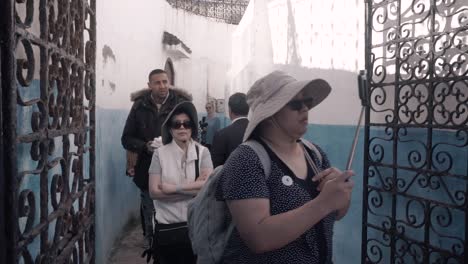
[281,175,293,186]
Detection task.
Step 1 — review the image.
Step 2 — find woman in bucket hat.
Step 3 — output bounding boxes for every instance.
[216,71,355,263]
[148,101,213,264]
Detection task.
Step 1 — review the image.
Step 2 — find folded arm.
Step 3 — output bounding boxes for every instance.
[159,167,213,196]
[148,172,193,201]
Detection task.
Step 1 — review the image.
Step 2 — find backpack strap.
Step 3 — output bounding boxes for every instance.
[300,138,322,163]
[195,145,200,179]
[241,139,320,179]
[300,138,323,176]
[242,140,271,179]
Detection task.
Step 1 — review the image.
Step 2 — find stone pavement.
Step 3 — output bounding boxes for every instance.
[108,222,148,264]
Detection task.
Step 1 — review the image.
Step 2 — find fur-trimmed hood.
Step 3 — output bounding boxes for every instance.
[130,87,192,102]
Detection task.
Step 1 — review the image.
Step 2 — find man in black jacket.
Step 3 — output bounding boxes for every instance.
[211,92,249,167]
[121,69,192,247]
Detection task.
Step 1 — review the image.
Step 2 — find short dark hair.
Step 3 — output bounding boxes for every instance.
[228,92,249,116]
[170,109,197,131]
[148,69,167,81]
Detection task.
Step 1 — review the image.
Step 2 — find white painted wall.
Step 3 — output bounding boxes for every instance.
[229,0,366,125]
[97,0,235,111]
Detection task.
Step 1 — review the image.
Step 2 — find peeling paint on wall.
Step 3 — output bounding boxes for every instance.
[109,81,116,93]
[102,45,116,65]
[102,44,117,94]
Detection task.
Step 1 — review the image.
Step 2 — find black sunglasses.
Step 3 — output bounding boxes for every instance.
[171,120,193,129]
[286,98,314,111]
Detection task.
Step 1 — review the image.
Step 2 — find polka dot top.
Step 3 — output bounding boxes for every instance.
[216,140,336,264]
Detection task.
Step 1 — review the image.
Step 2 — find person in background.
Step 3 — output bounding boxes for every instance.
[211,92,249,167]
[201,101,220,150]
[216,71,355,263]
[149,101,213,264]
[121,69,192,248]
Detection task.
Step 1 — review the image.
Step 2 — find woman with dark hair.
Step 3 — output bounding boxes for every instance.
[149,101,213,264]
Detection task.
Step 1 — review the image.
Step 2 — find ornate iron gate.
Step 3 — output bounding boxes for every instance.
[0,0,96,263]
[166,0,249,24]
[362,1,467,263]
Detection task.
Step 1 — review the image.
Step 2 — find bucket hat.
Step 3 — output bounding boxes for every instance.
[243,70,332,141]
[162,101,199,145]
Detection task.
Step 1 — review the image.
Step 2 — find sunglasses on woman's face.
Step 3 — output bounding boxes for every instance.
[286,98,314,111]
[171,120,193,129]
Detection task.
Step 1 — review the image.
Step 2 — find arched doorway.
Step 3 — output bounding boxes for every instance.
[164,58,175,86]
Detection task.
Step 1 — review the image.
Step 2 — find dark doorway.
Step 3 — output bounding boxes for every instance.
[165,58,175,86]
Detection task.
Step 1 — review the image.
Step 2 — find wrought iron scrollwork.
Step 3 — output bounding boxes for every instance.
[1,0,96,263]
[363,1,467,263]
[165,0,249,25]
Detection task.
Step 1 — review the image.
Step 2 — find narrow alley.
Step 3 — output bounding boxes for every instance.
[108,221,147,264]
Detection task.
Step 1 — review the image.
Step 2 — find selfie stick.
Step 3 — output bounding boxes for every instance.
[346,70,368,171]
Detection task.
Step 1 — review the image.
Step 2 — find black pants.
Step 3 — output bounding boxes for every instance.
[155,222,196,264]
[157,243,196,264]
[140,191,155,240]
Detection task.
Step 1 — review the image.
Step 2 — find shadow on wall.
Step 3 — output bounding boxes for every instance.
[274,64,360,88]
[231,63,362,123]
[286,0,301,66]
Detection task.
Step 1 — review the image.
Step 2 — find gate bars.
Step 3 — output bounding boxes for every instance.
[362,1,467,263]
[0,0,96,263]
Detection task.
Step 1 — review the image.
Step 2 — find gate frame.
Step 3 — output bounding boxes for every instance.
[0,0,18,263]
[361,1,371,263]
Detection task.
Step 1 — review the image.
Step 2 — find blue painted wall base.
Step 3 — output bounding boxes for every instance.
[95,107,140,264]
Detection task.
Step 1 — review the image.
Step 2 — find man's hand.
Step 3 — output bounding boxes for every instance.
[151,137,162,149]
[146,141,156,153]
[146,137,162,153]
[126,168,135,177]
